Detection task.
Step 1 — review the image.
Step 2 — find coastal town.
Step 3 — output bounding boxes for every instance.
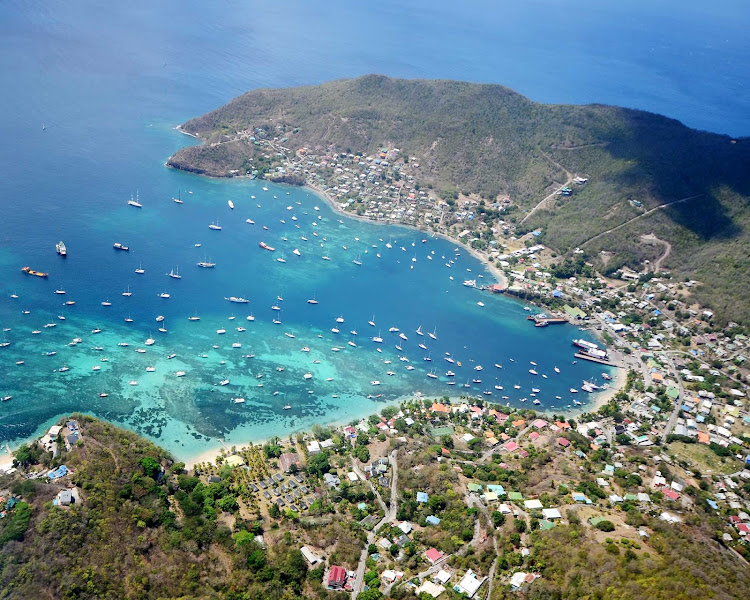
[3,309,749,599]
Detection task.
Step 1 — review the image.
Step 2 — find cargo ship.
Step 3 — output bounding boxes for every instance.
[113,242,129,251]
[259,241,275,251]
[22,266,48,277]
[56,241,67,256]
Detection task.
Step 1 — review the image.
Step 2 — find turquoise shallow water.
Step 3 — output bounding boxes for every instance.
[0,173,609,456]
[1,0,747,458]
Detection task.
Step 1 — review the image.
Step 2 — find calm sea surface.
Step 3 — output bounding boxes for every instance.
[0,0,747,457]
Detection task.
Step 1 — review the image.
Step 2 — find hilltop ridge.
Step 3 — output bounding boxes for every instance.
[169,75,750,322]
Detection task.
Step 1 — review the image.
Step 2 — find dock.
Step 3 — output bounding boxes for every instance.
[574,352,618,367]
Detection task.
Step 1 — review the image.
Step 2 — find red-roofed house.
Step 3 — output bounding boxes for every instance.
[518,449,529,458]
[532,419,547,429]
[663,489,681,502]
[529,432,540,441]
[496,413,509,423]
[504,441,519,452]
[327,566,347,589]
[557,438,571,448]
[425,548,444,564]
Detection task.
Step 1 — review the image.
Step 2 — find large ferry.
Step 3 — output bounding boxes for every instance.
[56,241,67,256]
[21,266,48,277]
[572,338,599,352]
[259,241,275,251]
[225,296,249,304]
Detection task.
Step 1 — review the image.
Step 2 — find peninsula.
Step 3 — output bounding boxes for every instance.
[168,75,750,324]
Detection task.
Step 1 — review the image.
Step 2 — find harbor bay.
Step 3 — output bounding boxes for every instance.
[0,170,611,458]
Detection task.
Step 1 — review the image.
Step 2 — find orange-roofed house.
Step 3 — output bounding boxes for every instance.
[431,403,451,414]
[555,421,571,430]
[697,431,710,444]
[512,419,526,428]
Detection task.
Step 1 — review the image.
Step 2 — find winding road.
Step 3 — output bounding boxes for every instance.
[352,449,399,599]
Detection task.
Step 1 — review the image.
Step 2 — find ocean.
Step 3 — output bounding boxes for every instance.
[0,0,747,458]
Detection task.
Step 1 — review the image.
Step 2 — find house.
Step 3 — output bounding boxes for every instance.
[307,440,321,454]
[454,569,487,598]
[279,452,302,473]
[327,565,347,590]
[524,499,543,510]
[426,515,441,525]
[323,473,340,488]
[54,489,77,507]
[300,546,323,566]
[542,508,562,520]
[509,572,539,591]
[425,547,444,564]
[47,465,69,480]
[416,491,429,503]
[397,521,413,535]
[557,438,571,448]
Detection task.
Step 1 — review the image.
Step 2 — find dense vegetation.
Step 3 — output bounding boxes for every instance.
[0,416,339,600]
[169,75,750,322]
[490,519,750,600]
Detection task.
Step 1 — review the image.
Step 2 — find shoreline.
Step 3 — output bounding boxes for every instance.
[305,180,508,288]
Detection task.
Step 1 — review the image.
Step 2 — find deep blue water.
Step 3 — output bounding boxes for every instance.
[0,0,747,457]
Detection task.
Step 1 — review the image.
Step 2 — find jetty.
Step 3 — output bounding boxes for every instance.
[574,352,618,367]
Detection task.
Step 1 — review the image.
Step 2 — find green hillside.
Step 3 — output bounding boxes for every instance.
[169,75,750,322]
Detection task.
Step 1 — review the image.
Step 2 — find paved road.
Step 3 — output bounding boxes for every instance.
[659,352,686,442]
[352,450,398,599]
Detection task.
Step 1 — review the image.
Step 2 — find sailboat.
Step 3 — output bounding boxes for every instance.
[416,325,424,336]
[208,220,221,230]
[428,328,437,340]
[168,266,181,279]
[135,262,145,274]
[128,190,142,208]
[122,286,132,297]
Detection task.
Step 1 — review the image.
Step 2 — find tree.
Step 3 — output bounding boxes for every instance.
[140,457,161,479]
[595,520,615,532]
[307,452,330,476]
[491,511,506,528]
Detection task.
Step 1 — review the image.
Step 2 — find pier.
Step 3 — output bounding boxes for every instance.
[574,352,618,367]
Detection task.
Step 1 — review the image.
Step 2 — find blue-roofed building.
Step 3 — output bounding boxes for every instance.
[487,484,506,496]
[47,465,69,480]
[706,499,718,510]
[426,515,441,526]
[416,491,429,503]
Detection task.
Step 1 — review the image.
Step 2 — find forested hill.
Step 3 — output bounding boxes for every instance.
[170,75,750,322]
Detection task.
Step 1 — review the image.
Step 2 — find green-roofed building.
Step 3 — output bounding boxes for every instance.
[563,305,586,319]
[589,516,606,527]
[508,491,524,501]
[624,493,638,502]
[666,386,680,400]
[468,483,483,493]
[539,520,556,531]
